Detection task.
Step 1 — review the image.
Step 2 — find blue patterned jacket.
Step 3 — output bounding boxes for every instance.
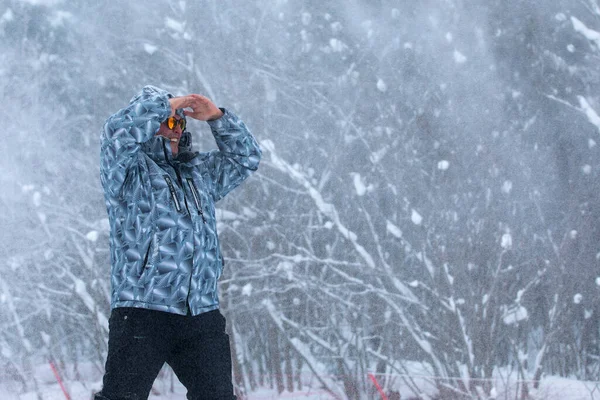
[100,86,261,315]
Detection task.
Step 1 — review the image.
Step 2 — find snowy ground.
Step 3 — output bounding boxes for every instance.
[1,379,335,400]
[4,377,600,400]
[1,362,599,399]
[0,362,336,400]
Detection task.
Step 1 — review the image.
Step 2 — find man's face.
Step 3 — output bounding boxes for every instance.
[156,115,185,154]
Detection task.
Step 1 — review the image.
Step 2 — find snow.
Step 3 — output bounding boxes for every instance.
[411,209,423,225]
[17,0,63,5]
[516,289,524,303]
[277,261,294,280]
[4,3,600,400]
[48,10,72,27]
[369,146,388,163]
[501,232,512,249]
[165,17,185,33]
[0,358,598,399]
[555,13,567,22]
[330,21,342,33]
[264,139,377,269]
[242,206,257,218]
[301,12,311,25]
[386,220,403,238]
[215,208,242,220]
[32,191,42,207]
[328,38,347,52]
[43,249,53,260]
[453,50,467,64]
[72,276,95,312]
[578,95,600,131]
[571,16,600,48]
[1,8,14,22]
[21,184,35,193]
[86,230,99,242]
[503,305,528,325]
[95,218,110,232]
[490,386,498,398]
[242,283,253,296]
[350,172,372,196]
[40,331,51,346]
[144,43,158,55]
[1,344,11,358]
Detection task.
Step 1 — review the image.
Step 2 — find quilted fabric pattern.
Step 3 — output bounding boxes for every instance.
[100,86,261,316]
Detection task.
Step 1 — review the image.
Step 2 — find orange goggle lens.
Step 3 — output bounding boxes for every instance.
[166,117,186,131]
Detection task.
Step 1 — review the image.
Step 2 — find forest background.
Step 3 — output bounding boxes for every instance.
[1,0,600,399]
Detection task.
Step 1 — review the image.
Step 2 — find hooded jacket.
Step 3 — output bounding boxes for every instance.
[100,86,261,316]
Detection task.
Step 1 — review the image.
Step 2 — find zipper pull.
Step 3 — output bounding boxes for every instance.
[187,178,207,224]
[163,175,182,212]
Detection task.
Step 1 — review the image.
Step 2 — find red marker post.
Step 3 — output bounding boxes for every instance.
[49,360,71,400]
[368,372,389,400]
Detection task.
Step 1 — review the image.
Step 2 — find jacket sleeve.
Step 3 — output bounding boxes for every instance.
[100,86,172,198]
[203,109,261,202]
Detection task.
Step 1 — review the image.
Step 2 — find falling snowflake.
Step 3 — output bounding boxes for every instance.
[501,233,512,249]
[86,231,99,242]
[453,50,467,64]
[411,209,423,225]
[437,160,450,170]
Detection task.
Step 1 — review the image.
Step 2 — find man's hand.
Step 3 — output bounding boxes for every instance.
[169,94,224,121]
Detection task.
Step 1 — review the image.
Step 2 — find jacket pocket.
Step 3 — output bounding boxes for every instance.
[186,178,206,223]
[163,174,182,212]
[141,238,152,273]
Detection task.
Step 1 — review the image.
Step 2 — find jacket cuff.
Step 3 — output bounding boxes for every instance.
[207,108,234,132]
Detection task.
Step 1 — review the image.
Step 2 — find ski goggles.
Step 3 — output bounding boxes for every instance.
[165,116,187,131]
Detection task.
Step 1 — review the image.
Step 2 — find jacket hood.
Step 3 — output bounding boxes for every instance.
[129,85,174,104]
[131,85,194,159]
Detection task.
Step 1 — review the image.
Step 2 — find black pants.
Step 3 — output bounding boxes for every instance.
[95,307,236,400]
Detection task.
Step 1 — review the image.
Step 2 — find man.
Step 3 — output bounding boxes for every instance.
[95,85,261,400]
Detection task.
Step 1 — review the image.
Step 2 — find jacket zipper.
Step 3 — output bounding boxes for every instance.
[162,140,194,314]
[173,168,191,215]
[162,140,189,214]
[186,178,207,224]
[141,239,151,272]
[163,175,182,212]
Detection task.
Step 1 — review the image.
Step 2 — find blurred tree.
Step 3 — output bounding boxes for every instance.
[1,0,599,398]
